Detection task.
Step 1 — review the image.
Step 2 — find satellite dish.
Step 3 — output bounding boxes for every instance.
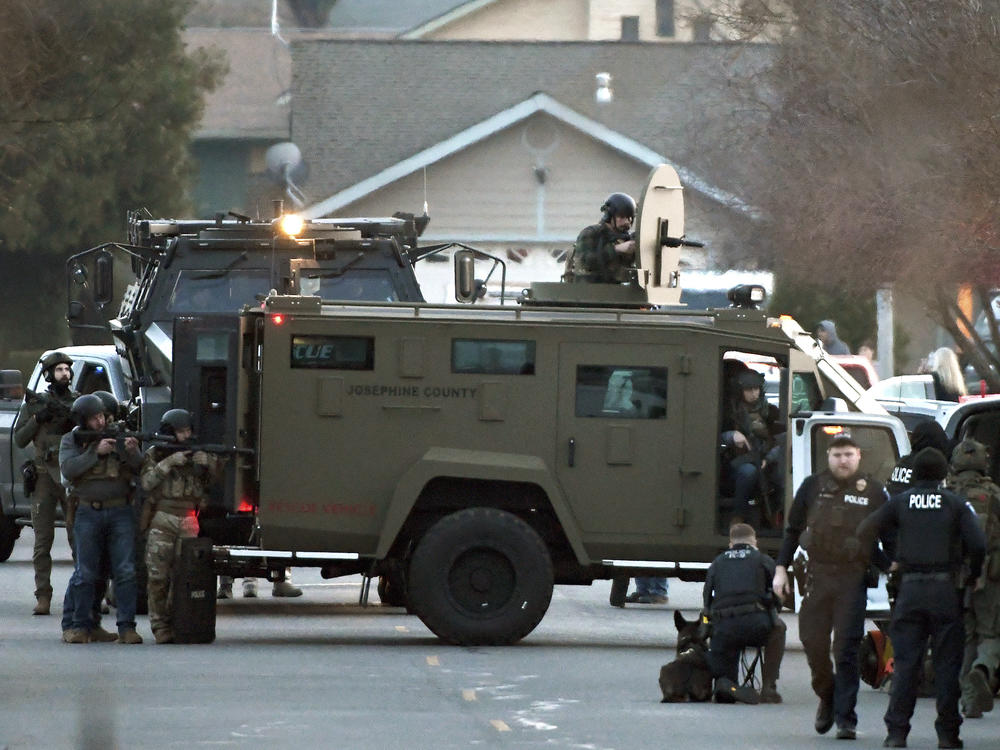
[265,141,309,208]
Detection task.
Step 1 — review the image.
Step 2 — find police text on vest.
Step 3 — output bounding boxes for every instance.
[909,494,942,509]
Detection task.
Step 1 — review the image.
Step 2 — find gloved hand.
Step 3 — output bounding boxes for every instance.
[157,451,188,472]
[191,451,211,467]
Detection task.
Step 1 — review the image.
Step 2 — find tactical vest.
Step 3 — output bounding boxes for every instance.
[946,470,999,521]
[28,389,78,469]
[729,399,773,456]
[709,545,771,617]
[145,447,216,515]
[802,472,882,565]
[894,484,968,573]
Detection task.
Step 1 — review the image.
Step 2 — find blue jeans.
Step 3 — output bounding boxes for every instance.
[635,577,669,597]
[731,461,760,520]
[61,547,109,632]
[68,503,137,633]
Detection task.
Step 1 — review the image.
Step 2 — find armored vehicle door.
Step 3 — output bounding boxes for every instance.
[555,343,687,557]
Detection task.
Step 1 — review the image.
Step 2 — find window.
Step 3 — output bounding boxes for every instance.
[575,365,667,419]
[691,15,713,42]
[620,16,639,41]
[167,269,272,314]
[298,270,399,302]
[811,425,899,484]
[452,339,535,375]
[291,336,374,370]
[77,362,111,395]
[792,372,823,413]
[656,0,675,37]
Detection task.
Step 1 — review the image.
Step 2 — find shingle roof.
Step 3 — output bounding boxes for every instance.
[326,0,470,34]
[186,28,291,140]
[291,39,772,206]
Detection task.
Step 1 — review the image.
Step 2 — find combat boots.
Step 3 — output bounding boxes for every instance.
[62,629,90,644]
[154,629,175,645]
[713,677,759,704]
[33,595,51,615]
[217,576,233,599]
[272,579,302,597]
[242,578,258,598]
[815,696,835,734]
[759,684,783,703]
[117,629,143,644]
[90,625,119,643]
[967,665,994,715]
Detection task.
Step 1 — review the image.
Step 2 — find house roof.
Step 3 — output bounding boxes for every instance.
[326,0,471,35]
[292,39,771,213]
[185,28,291,140]
[303,92,754,218]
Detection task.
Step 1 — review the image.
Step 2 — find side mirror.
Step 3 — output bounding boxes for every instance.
[454,249,477,303]
[94,250,114,306]
[0,369,24,401]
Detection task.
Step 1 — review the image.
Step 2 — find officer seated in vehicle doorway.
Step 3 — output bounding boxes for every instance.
[703,523,786,705]
[720,368,784,529]
[563,193,637,284]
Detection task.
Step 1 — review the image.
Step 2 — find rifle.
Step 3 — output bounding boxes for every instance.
[24,388,74,427]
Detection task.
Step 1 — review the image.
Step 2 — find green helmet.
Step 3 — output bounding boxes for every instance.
[951,438,989,474]
[159,408,194,437]
[39,351,74,382]
[70,394,105,427]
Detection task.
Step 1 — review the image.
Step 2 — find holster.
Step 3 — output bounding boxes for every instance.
[65,496,78,531]
[20,461,37,497]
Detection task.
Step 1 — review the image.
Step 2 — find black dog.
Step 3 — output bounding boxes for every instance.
[659,610,713,702]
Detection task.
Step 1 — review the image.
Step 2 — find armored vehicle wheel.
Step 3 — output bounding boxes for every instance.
[0,513,20,562]
[408,508,553,646]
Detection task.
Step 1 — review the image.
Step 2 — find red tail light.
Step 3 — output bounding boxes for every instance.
[237,498,255,513]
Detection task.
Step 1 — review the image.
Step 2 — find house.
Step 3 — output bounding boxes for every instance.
[292,38,770,299]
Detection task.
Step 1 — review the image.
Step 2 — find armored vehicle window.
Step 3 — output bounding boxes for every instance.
[811,425,899,484]
[291,335,374,370]
[792,372,823,413]
[575,366,667,419]
[167,269,271,313]
[452,339,535,375]
[299,270,399,302]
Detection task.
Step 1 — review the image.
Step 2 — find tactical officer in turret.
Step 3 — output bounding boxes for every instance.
[59,394,144,644]
[772,432,890,740]
[945,438,1000,719]
[13,351,79,615]
[140,409,222,644]
[858,448,986,749]
[563,193,637,283]
[703,523,786,704]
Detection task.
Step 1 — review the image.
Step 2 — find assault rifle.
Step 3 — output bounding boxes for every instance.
[24,388,74,427]
[75,428,253,457]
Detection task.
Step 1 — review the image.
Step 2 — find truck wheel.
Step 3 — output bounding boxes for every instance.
[0,513,20,562]
[407,508,553,646]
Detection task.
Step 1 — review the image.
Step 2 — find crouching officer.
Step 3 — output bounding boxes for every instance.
[772,431,889,740]
[945,438,1000,719]
[140,409,221,644]
[858,447,986,749]
[59,394,144,644]
[703,523,786,704]
[13,351,79,614]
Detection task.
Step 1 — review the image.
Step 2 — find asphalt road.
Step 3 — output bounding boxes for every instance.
[1,531,996,749]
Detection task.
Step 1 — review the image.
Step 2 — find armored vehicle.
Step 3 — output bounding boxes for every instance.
[167,288,907,645]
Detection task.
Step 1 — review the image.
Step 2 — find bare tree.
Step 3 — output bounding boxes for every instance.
[708,1,1000,384]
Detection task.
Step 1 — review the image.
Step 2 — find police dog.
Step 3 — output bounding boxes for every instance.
[659,610,713,702]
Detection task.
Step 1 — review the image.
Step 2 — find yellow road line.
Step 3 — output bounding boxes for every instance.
[490,720,511,732]
[462,689,477,702]
[395,625,409,632]
[426,655,440,666]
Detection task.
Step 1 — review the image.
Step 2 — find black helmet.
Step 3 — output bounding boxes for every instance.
[736,369,765,391]
[600,192,636,222]
[159,408,194,437]
[92,390,120,419]
[40,351,74,382]
[71,394,105,427]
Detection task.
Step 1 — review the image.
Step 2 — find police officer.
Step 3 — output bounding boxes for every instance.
[858,448,986,749]
[703,523,786,704]
[13,351,79,615]
[945,438,1000,718]
[772,431,889,740]
[563,193,637,283]
[59,394,144,644]
[886,421,951,496]
[140,409,221,644]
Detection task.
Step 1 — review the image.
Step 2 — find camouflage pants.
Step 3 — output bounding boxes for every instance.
[961,582,1000,706]
[145,510,198,635]
[31,470,74,600]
